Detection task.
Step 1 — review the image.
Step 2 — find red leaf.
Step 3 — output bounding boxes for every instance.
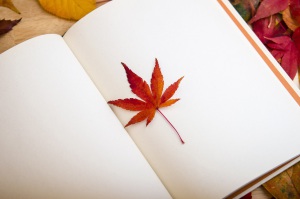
[107,98,151,111]
[265,36,299,79]
[160,99,180,108]
[290,0,300,24]
[108,58,184,143]
[248,0,288,24]
[125,109,155,127]
[160,77,184,105]
[292,27,300,51]
[252,14,289,44]
[0,18,21,35]
[121,62,153,104]
[240,192,252,199]
[292,28,300,72]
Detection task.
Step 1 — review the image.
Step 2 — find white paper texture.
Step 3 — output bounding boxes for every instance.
[64,1,300,198]
[0,34,171,199]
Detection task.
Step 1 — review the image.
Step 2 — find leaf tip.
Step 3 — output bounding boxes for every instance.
[0,18,22,35]
[121,62,130,71]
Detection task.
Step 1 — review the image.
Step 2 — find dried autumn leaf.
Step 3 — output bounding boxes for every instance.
[229,0,260,22]
[292,27,300,76]
[292,162,300,194]
[283,7,300,32]
[0,18,21,35]
[0,0,20,14]
[108,58,184,144]
[240,192,252,199]
[290,0,300,25]
[265,36,299,79]
[38,0,96,20]
[292,164,300,193]
[248,0,288,24]
[293,28,300,48]
[263,162,300,199]
[252,14,289,44]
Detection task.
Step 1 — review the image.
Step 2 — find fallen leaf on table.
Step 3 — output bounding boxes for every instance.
[38,0,96,20]
[265,36,299,79]
[240,192,252,199]
[292,27,300,77]
[108,58,185,144]
[248,0,288,24]
[252,14,289,44]
[229,0,260,22]
[283,6,300,31]
[0,0,20,14]
[292,162,300,194]
[263,162,300,199]
[0,18,21,35]
[290,0,300,25]
[267,36,299,79]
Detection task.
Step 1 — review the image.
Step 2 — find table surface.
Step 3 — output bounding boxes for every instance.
[0,1,275,198]
[0,0,107,53]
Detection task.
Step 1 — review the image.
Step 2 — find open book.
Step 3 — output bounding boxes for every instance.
[1,0,300,198]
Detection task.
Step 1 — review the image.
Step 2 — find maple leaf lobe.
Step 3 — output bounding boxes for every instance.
[125,109,155,127]
[108,59,183,127]
[160,76,184,105]
[160,98,180,108]
[108,98,151,111]
[121,62,153,104]
[151,58,164,106]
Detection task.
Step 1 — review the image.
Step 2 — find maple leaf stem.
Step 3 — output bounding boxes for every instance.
[156,108,185,144]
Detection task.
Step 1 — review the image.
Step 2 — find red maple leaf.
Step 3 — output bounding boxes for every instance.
[265,36,299,79]
[248,0,288,24]
[252,14,289,44]
[108,58,184,144]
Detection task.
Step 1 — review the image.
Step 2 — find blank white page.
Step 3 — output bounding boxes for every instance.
[0,34,171,199]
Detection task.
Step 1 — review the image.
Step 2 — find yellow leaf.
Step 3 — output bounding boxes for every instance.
[263,162,300,199]
[38,0,96,20]
[0,0,20,14]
